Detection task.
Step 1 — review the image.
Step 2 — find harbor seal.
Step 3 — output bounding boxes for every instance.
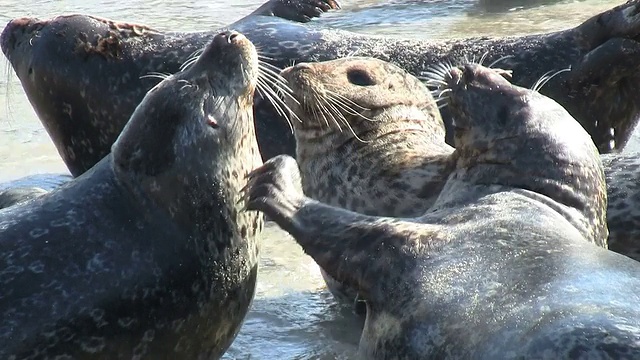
[279,57,635,316]
[0,0,339,177]
[0,30,264,359]
[279,57,454,314]
[3,1,640,177]
[242,63,640,359]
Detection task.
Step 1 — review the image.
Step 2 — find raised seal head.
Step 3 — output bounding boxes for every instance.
[432,62,608,247]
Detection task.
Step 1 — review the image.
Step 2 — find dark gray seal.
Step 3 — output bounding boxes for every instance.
[602,152,640,262]
[0,173,72,210]
[0,0,339,177]
[0,30,264,359]
[3,1,640,178]
[242,63,640,359]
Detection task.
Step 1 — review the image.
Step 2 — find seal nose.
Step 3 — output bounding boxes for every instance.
[215,30,244,46]
[1,17,37,55]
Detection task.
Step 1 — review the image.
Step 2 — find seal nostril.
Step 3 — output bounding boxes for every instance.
[28,67,33,76]
[228,32,239,43]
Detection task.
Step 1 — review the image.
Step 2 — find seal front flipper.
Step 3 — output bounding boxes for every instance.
[244,154,440,302]
[248,0,340,23]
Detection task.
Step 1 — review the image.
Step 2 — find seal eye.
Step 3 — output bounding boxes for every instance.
[347,69,376,86]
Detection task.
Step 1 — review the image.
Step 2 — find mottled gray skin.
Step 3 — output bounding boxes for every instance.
[0,0,339,177]
[279,57,612,316]
[280,57,453,313]
[0,187,48,210]
[3,1,640,178]
[0,173,72,210]
[0,31,264,359]
[242,64,640,359]
[602,152,640,262]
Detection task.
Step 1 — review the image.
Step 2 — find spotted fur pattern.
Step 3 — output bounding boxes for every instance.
[0,32,264,359]
[242,63,640,359]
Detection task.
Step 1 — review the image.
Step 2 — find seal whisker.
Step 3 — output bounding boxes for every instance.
[487,55,515,69]
[325,89,370,112]
[257,61,290,87]
[256,77,299,132]
[140,72,173,81]
[479,51,491,66]
[531,67,571,93]
[326,94,378,123]
[257,66,302,108]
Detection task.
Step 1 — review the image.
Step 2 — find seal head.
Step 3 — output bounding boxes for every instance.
[440,63,608,247]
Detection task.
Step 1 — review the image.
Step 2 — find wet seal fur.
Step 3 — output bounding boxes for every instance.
[0,173,72,210]
[0,31,264,359]
[280,57,454,313]
[0,0,339,177]
[242,63,640,358]
[279,57,631,316]
[3,1,640,178]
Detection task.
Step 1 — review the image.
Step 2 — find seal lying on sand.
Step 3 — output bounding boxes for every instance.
[0,30,264,359]
[243,63,640,359]
[3,1,640,178]
[0,0,339,177]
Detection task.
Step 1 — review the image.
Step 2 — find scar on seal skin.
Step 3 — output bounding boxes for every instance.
[243,63,640,359]
[0,31,264,359]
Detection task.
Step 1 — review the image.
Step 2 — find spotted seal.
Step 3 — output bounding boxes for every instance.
[3,1,640,179]
[0,0,339,177]
[279,57,640,317]
[279,57,454,313]
[242,63,640,359]
[0,30,264,359]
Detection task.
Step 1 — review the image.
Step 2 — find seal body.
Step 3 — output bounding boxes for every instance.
[0,173,72,210]
[279,57,617,314]
[602,152,640,262]
[242,63,640,359]
[3,2,640,178]
[0,31,264,359]
[280,57,453,312]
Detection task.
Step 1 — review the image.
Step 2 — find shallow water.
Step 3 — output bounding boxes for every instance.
[0,0,635,358]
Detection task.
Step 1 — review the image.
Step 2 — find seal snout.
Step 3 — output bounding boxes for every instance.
[1,17,39,56]
[214,30,246,47]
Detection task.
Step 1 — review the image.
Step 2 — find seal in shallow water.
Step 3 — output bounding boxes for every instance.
[242,63,640,359]
[0,0,339,177]
[2,1,640,179]
[0,30,264,359]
